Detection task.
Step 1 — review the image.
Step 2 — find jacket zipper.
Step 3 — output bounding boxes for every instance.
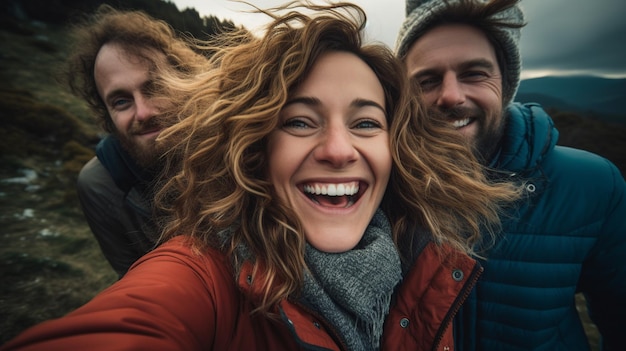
[282,300,350,351]
[431,262,484,351]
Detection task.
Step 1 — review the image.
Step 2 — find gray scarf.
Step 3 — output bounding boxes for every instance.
[301,209,402,351]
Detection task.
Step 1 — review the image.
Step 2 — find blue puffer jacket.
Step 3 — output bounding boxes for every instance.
[455,103,626,351]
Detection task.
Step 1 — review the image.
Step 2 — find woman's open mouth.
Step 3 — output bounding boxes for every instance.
[301,181,364,208]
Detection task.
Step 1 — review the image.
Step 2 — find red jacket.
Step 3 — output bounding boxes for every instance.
[1,236,481,351]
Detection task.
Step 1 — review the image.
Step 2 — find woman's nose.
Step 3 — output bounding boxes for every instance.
[313,125,358,168]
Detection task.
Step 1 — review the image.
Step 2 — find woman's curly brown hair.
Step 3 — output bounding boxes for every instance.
[154,1,520,315]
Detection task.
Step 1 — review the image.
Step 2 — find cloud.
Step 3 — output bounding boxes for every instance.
[172,0,626,77]
[520,0,626,76]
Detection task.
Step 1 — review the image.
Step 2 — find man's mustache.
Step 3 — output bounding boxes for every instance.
[128,115,167,135]
[439,106,483,120]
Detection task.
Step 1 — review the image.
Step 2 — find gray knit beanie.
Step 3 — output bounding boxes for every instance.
[395,0,524,107]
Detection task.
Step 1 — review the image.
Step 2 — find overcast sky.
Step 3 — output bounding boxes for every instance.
[171,0,626,79]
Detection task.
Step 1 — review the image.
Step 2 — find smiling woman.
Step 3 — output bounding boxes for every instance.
[267,51,391,253]
[1,2,520,351]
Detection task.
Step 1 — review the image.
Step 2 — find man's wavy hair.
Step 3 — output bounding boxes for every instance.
[64,4,207,133]
[155,1,520,314]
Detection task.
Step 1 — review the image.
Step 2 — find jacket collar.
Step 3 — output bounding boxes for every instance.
[492,102,558,175]
[237,261,345,350]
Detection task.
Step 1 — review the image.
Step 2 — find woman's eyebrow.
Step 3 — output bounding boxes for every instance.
[283,96,321,108]
[284,96,385,113]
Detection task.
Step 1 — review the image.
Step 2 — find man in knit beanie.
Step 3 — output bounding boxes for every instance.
[396,0,523,109]
[395,0,626,350]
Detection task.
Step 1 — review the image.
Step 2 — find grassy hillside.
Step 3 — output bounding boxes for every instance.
[550,108,626,177]
[0,18,118,344]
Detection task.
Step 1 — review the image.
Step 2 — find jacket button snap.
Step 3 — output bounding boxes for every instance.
[452,269,464,282]
[526,183,536,193]
[400,318,410,328]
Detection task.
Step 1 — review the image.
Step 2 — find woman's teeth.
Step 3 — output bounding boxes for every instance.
[303,182,359,196]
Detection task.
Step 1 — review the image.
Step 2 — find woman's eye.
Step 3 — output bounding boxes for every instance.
[355,119,382,129]
[283,118,311,129]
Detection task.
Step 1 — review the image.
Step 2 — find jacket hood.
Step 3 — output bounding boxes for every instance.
[494,102,559,174]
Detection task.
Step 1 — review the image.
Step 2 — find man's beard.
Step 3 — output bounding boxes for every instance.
[115,116,165,169]
[441,106,504,164]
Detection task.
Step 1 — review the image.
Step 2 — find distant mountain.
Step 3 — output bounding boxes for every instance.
[516,76,626,121]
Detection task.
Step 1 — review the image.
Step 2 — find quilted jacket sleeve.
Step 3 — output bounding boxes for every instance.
[578,160,626,351]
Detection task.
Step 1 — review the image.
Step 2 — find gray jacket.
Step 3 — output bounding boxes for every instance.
[77,148,158,277]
